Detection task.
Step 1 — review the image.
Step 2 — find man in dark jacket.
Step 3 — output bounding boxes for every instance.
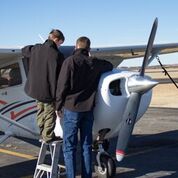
[56,36,113,178]
[22,29,65,143]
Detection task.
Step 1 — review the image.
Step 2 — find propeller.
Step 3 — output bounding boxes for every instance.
[116,18,158,162]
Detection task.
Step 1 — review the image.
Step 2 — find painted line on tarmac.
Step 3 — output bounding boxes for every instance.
[0,148,36,160]
[126,142,178,157]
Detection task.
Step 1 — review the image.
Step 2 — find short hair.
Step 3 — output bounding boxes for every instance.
[76,36,91,50]
[48,29,65,42]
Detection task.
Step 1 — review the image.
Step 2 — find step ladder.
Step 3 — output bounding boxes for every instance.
[33,139,64,178]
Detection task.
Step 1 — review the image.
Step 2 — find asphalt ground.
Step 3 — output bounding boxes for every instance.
[0,107,178,178]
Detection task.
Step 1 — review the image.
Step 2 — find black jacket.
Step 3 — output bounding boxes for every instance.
[56,48,113,112]
[22,40,64,103]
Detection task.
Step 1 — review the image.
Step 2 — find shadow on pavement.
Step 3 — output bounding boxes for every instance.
[109,130,178,178]
[0,130,178,178]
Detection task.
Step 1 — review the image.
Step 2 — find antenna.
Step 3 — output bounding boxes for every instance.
[38,34,45,42]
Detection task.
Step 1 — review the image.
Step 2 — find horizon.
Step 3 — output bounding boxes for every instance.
[1,1,178,67]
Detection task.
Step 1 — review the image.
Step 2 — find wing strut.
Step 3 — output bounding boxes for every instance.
[0,114,39,137]
[0,134,11,143]
[157,56,178,89]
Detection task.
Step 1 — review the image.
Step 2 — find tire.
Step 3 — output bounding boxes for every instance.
[95,154,116,178]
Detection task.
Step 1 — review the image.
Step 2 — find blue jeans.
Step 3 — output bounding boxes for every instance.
[63,109,94,178]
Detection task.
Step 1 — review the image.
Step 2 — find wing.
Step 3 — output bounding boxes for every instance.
[90,43,178,66]
[0,42,178,66]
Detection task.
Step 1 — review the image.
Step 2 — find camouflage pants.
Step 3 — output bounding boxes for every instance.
[36,101,56,142]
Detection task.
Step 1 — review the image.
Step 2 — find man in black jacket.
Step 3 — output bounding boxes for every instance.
[56,36,113,178]
[22,29,65,143]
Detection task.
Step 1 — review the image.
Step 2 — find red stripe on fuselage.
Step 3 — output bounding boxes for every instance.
[0,100,7,105]
[10,105,36,120]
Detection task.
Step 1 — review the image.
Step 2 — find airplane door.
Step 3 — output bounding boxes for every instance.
[0,58,39,137]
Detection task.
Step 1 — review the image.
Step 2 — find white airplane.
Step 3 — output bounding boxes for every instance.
[0,18,178,177]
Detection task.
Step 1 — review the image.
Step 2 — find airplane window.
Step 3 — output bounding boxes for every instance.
[0,63,22,89]
[109,79,122,96]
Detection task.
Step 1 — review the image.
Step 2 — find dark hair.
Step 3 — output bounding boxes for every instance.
[48,29,65,41]
[76,36,91,50]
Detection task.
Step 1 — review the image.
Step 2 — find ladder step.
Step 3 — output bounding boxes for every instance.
[36,164,52,172]
[33,140,65,178]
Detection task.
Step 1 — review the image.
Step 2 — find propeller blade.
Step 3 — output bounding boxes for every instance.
[115,18,158,162]
[116,92,141,161]
[140,18,158,76]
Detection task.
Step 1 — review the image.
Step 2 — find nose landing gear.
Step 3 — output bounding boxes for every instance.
[93,129,116,178]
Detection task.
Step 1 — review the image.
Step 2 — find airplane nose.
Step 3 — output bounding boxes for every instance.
[127,75,158,94]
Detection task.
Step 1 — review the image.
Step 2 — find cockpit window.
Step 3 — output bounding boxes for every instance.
[0,63,22,89]
[109,79,122,96]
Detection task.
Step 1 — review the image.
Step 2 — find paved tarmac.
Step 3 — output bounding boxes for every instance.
[0,107,178,178]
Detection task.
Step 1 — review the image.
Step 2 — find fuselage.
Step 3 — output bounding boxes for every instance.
[0,57,152,140]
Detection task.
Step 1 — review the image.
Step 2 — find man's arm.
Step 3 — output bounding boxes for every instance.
[21,45,34,58]
[55,59,71,111]
[95,58,113,73]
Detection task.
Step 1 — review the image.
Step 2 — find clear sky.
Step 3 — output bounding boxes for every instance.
[1,0,178,66]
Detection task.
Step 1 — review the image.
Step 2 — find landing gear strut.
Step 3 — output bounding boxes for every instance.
[93,129,116,178]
